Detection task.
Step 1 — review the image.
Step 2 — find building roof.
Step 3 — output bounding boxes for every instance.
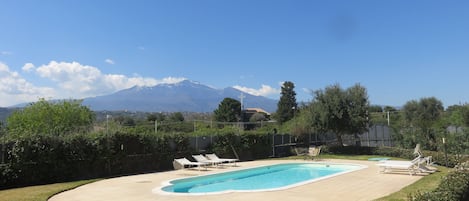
[244,107,270,115]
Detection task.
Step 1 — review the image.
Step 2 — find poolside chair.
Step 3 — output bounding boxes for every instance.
[413,144,435,166]
[192,154,223,167]
[307,146,321,160]
[205,153,239,166]
[376,157,435,176]
[173,158,210,170]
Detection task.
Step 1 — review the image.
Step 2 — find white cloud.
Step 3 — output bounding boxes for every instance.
[0,51,12,56]
[34,61,186,99]
[0,62,55,106]
[22,63,36,72]
[35,61,156,96]
[0,60,188,106]
[105,59,115,65]
[233,84,280,97]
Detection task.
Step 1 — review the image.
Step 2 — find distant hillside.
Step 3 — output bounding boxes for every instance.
[82,80,278,113]
[0,107,16,122]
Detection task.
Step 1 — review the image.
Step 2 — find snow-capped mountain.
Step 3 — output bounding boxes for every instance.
[82,80,278,113]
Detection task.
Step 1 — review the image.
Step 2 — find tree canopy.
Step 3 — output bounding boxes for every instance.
[6,99,95,137]
[213,97,241,122]
[275,81,297,124]
[307,83,369,146]
[400,97,444,150]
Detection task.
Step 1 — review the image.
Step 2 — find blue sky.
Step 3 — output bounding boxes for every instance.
[1,1,469,108]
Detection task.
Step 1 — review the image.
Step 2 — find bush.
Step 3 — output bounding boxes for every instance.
[410,169,469,201]
[0,131,274,189]
[0,132,173,189]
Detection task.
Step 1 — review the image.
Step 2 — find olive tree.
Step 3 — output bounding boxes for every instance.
[7,99,95,137]
[308,84,369,146]
[400,97,444,150]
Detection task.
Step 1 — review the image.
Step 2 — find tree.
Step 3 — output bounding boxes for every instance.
[308,84,369,146]
[213,98,241,122]
[6,99,95,137]
[401,97,444,150]
[249,112,268,122]
[346,84,370,144]
[169,112,185,122]
[276,81,297,124]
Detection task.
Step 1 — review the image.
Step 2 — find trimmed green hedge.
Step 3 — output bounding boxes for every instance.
[0,132,272,189]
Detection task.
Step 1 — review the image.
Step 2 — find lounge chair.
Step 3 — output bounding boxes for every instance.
[205,153,239,166]
[413,144,435,166]
[307,146,321,160]
[376,157,435,175]
[173,158,210,170]
[192,154,223,167]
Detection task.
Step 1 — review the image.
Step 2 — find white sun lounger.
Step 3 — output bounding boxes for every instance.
[192,154,223,167]
[376,157,435,176]
[205,153,239,166]
[173,158,210,170]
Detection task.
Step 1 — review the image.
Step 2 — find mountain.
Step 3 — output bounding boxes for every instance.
[82,80,278,113]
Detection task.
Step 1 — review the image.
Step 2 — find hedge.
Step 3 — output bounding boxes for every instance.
[0,131,272,189]
[409,169,469,201]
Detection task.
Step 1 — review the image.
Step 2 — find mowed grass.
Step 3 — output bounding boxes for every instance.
[374,166,450,201]
[0,154,450,201]
[0,179,100,201]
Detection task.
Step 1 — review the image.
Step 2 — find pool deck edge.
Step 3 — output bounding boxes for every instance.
[48,159,426,201]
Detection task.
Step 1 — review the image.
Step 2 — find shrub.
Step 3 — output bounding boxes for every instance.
[410,169,469,201]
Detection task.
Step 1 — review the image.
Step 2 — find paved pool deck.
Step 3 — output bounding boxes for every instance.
[48,159,428,201]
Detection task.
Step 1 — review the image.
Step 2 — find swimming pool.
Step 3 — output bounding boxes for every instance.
[157,162,365,195]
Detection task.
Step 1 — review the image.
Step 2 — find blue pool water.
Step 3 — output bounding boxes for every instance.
[160,163,364,194]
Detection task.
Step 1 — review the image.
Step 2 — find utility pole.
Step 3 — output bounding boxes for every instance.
[239,93,245,131]
[155,120,157,134]
[387,111,390,126]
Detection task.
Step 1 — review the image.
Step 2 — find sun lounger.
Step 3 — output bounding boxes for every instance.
[205,153,239,166]
[192,154,223,167]
[376,157,435,175]
[173,158,210,170]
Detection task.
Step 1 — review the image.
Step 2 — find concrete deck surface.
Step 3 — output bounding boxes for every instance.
[49,159,426,201]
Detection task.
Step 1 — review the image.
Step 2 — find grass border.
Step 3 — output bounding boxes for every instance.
[0,179,100,201]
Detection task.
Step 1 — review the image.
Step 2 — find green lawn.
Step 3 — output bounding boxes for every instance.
[0,179,100,201]
[0,155,450,201]
[374,166,450,201]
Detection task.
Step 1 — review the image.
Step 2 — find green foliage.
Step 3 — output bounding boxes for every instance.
[0,132,174,189]
[211,132,271,160]
[307,84,369,146]
[168,112,184,122]
[398,97,444,150]
[410,169,469,201]
[146,113,165,122]
[445,104,469,127]
[213,98,241,122]
[6,99,95,137]
[368,105,383,113]
[249,112,268,122]
[275,81,297,124]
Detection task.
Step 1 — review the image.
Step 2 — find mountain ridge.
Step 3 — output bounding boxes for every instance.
[81,80,278,113]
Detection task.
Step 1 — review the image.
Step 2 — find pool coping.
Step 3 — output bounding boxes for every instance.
[49,159,427,201]
[154,161,368,196]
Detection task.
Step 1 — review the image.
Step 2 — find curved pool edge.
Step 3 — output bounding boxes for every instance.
[153,161,368,196]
